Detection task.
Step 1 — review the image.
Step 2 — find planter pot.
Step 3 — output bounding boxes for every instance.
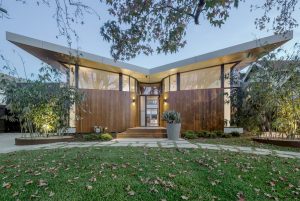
[167,123,181,140]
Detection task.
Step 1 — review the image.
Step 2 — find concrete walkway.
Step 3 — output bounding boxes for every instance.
[0,134,299,159]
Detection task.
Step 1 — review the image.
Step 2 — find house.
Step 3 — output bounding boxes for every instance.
[6,32,293,136]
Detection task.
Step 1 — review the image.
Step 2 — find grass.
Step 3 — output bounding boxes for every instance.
[189,135,300,152]
[0,147,299,200]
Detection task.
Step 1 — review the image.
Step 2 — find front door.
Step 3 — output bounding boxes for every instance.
[140,96,159,127]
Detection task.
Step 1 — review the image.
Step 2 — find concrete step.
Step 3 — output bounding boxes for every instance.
[126,127,166,134]
[116,132,167,139]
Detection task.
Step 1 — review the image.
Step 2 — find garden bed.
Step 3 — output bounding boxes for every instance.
[15,136,75,145]
[252,137,300,148]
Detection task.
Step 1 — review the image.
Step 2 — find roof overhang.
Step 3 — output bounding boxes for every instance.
[6,31,293,83]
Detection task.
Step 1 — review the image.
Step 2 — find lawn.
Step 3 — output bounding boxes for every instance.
[189,136,300,152]
[0,147,299,201]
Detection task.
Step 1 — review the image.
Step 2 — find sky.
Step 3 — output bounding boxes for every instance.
[0,0,300,78]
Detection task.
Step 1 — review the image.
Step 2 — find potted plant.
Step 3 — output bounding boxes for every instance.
[162,110,181,140]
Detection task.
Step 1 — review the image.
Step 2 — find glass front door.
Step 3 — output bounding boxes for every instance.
[140,96,159,127]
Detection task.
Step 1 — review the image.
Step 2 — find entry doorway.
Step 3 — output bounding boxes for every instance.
[140,96,159,127]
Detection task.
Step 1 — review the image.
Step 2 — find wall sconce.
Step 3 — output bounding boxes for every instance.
[132,97,136,103]
[164,98,168,103]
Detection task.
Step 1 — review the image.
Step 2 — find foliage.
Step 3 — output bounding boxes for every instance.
[100,133,113,141]
[183,130,237,139]
[230,131,241,137]
[0,64,83,136]
[2,1,299,60]
[230,45,300,138]
[162,110,181,124]
[83,133,113,141]
[182,130,198,139]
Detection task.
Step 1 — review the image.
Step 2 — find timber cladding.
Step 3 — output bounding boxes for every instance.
[162,89,224,131]
[76,89,138,133]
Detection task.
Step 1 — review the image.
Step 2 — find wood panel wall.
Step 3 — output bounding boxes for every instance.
[76,89,138,133]
[161,89,224,131]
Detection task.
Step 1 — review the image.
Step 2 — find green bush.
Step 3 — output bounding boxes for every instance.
[222,133,232,138]
[196,130,209,137]
[208,132,217,138]
[183,130,198,139]
[231,131,241,137]
[83,133,99,141]
[213,130,224,137]
[100,133,113,141]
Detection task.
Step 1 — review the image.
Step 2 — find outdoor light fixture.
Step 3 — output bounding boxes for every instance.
[164,98,168,103]
[132,97,136,103]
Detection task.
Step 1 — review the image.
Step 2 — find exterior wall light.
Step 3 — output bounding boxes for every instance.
[164,98,168,103]
[132,97,136,103]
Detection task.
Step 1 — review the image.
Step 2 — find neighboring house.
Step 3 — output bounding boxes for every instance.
[6,32,293,134]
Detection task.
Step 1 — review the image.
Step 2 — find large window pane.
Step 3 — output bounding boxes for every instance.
[180,66,221,90]
[224,63,238,88]
[130,77,136,92]
[140,83,161,95]
[170,74,177,91]
[122,75,129,91]
[163,77,169,92]
[79,67,119,90]
[224,88,231,127]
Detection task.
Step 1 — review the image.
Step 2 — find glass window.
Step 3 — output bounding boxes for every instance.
[224,88,231,127]
[224,63,238,88]
[163,77,169,92]
[130,77,136,92]
[122,75,129,91]
[140,83,161,95]
[180,66,221,90]
[69,65,75,87]
[170,74,177,91]
[79,67,119,90]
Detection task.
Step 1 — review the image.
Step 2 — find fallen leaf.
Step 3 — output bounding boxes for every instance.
[181,195,189,200]
[128,190,135,196]
[25,179,33,185]
[38,180,48,187]
[86,185,93,190]
[2,182,11,189]
[49,191,55,197]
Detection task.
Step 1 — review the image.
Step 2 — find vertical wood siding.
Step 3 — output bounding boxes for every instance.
[162,89,224,131]
[76,89,138,133]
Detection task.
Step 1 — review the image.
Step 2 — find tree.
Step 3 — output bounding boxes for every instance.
[0,64,83,137]
[230,45,300,138]
[1,0,299,60]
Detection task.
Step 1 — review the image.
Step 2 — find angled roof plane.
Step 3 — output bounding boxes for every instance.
[6,31,293,82]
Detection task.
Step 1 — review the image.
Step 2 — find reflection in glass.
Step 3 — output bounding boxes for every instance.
[163,77,169,92]
[140,83,161,95]
[79,67,119,90]
[122,75,129,91]
[170,74,177,91]
[180,66,221,90]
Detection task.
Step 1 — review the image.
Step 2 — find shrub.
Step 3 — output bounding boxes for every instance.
[222,133,232,138]
[208,132,217,138]
[231,131,241,137]
[100,133,113,141]
[196,130,209,137]
[183,130,197,139]
[83,133,99,141]
[213,130,224,137]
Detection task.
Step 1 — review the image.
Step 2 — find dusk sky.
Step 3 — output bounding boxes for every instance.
[1,0,300,78]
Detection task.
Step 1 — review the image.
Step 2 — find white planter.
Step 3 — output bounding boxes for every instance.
[167,123,181,140]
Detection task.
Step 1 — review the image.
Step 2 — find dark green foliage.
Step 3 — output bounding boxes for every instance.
[231,131,241,137]
[83,133,100,141]
[212,130,224,137]
[182,130,197,139]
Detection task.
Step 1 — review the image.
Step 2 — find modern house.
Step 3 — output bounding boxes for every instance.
[6,32,293,136]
